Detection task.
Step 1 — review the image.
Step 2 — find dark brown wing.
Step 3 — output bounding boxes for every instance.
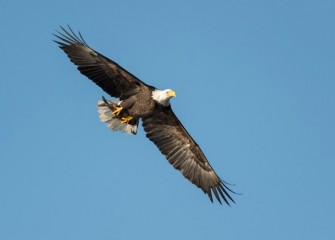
[54,26,153,99]
[142,105,235,205]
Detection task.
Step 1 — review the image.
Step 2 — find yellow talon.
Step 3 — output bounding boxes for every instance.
[112,106,123,116]
[120,116,133,124]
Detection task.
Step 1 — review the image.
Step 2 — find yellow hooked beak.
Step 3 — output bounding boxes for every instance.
[167,90,176,97]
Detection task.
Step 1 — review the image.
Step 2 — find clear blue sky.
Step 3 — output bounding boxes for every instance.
[1,0,334,239]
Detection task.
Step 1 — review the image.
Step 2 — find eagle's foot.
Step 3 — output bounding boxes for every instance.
[112,106,123,116]
[120,116,133,124]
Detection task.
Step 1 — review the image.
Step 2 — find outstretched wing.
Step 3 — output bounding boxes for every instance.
[142,106,235,205]
[54,26,153,99]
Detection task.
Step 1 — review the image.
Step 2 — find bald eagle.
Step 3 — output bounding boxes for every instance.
[54,26,235,205]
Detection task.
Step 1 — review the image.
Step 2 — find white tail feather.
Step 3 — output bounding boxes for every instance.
[97,100,138,135]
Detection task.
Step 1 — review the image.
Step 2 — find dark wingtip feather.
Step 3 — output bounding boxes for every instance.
[79,31,88,45]
[207,190,214,203]
[205,179,239,205]
[53,25,88,47]
[220,179,242,196]
[221,179,236,186]
[212,188,222,205]
[219,183,235,204]
[52,39,65,47]
[217,186,230,206]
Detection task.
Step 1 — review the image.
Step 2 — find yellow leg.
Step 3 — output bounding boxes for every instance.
[112,106,123,116]
[120,116,133,124]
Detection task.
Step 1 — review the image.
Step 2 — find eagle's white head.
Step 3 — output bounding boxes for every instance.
[152,89,176,106]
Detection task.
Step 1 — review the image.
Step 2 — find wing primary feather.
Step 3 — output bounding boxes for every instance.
[207,190,213,203]
[68,25,83,43]
[221,179,236,186]
[219,184,235,203]
[60,25,79,43]
[217,186,230,206]
[56,30,77,44]
[220,180,240,195]
[53,34,73,45]
[79,31,89,45]
[212,188,222,205]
